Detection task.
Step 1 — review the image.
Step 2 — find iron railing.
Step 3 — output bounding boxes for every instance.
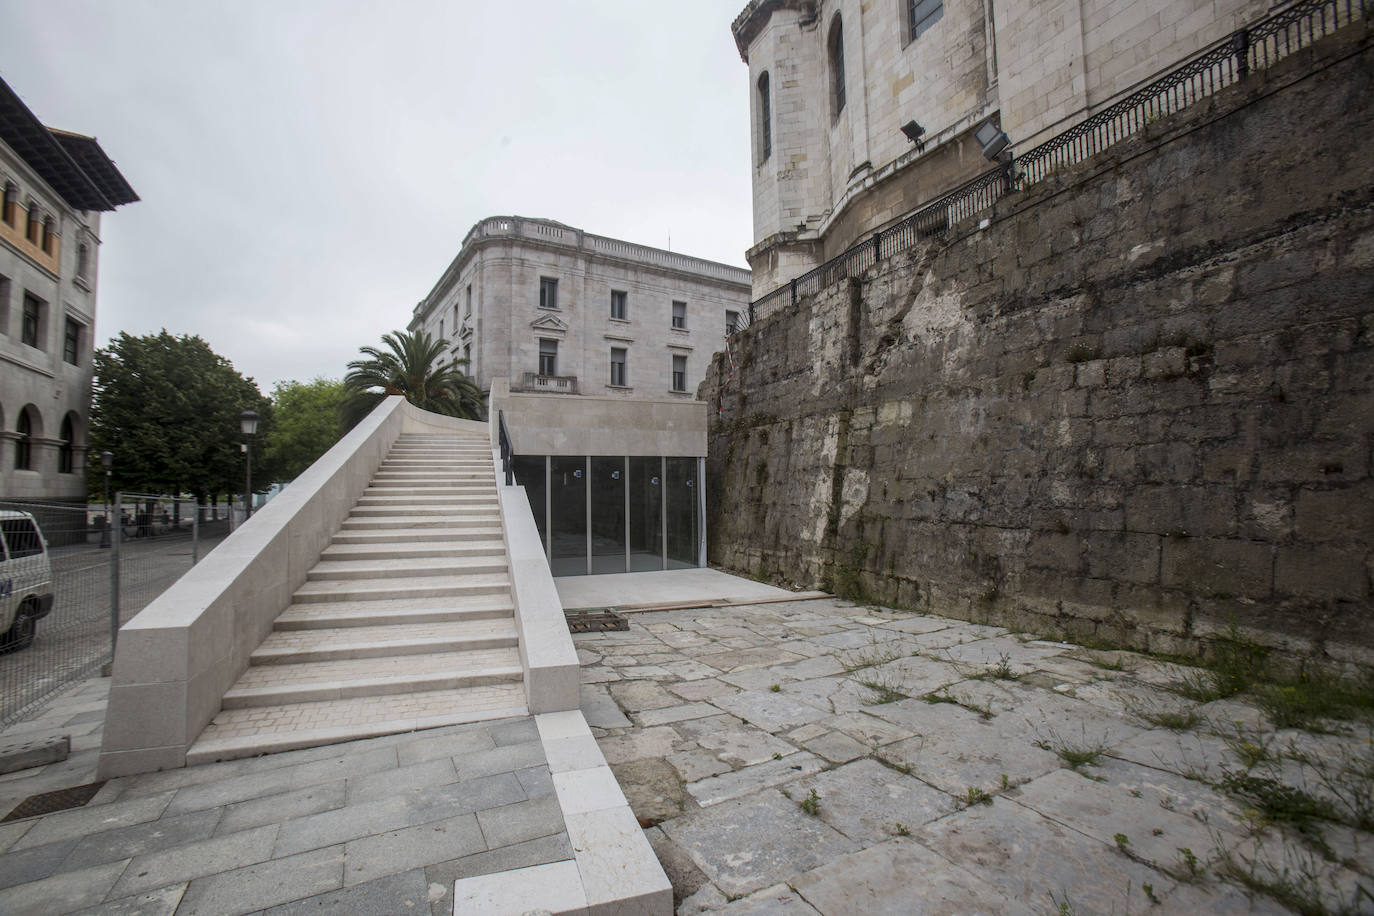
[741,0,1368,328]
[498,410,514,486]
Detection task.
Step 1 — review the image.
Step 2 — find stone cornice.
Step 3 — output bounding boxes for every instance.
[731,0,817,62]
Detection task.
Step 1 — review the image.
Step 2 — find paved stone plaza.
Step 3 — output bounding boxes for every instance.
[576,597,1373,915]
[0,685,570,915]
[0,590,1370,914]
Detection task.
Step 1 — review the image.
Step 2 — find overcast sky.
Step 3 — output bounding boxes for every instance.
[0,0,755,392]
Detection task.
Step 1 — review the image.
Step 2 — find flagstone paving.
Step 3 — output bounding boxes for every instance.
[575,596,1373,915]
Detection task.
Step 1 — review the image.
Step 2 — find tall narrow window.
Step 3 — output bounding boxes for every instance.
[25,204,40,244]
[41,217,54,254]
[610,290,628,320]
[21,293,42,348]
[758,72,772,162]
[672,355,688,392]
[465,284,473,316]
[76,242,90,280]
[2,183,16,227]
[539,277,558,309]
[610,347,628,387]
[439,318,444,342]
[452,302,459,329]
[58,414,75,474]
[463,343,472,367]
[63,317,81,365]
[0,275,10,336]
[908,0,944,42]
[671,300,687,330]
[828,15,846,120]
[14,409,32,470]
[538,338,558,376]
[726,310,741,336]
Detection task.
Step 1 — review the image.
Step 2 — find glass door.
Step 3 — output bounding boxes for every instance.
[591,456,627,574]
[665,457,700,569]
[549,456,587,576]
[629,456,663,571]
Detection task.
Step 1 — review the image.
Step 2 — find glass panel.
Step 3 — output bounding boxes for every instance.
[665,457,700,569]
[549,456,587,576]
[629,457,663,571]
[590,457,627,574]
[511,455,547,553]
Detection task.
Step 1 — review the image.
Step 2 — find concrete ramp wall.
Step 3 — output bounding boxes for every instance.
[98,397,487,778]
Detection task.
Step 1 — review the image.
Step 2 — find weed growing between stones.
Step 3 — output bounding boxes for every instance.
[1216,839,1372,916]
[799,788,822,816]
[1034,726,1109,773]
[1133,704,1203,732]
[895,823,911,836]
[839,634,903,672]
[855,670,908,704]
[964,786,992,807]
[924,688,994,719]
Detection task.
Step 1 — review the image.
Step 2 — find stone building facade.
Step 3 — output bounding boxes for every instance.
[704,20,1374,664]
[732,0,1270,298]
[408,216,751,402]
[0,77,137,503]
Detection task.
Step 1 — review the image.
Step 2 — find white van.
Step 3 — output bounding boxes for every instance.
[0,510,54,652]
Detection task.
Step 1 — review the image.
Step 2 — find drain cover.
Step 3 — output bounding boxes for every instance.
[566,609,629,633]
[1,781,106,822]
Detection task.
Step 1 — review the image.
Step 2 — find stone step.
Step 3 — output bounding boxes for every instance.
[376,461,491,470]
[348,504,498,517]
[306,555,508,581]
[251,619,518,665]
[365,480,493,491]
[292,573,510,604]
[223,648,523,708]
[185,685,529,765]
[330,526,506,544]
[273,595,514,630]
[356,493,495,505]
[320,539,506,561]
[340,515,502,530]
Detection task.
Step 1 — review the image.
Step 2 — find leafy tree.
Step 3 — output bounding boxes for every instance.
[89,330,272,501]
[344,329,484,426]
[262,377,347,482]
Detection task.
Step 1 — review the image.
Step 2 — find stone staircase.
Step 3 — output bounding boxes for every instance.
[186,432,526,764]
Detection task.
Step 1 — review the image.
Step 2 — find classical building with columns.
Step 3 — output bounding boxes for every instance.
[0,76,138,504]
[732,0,1269,298]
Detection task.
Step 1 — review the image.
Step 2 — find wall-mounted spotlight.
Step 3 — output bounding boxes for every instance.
[974,119,1012,163]
[900,120,926,152]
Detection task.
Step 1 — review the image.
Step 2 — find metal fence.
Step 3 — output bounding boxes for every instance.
[0,494,232,727]
[743,0,1370,327]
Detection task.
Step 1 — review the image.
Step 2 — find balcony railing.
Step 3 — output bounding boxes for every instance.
[516,372,579,395]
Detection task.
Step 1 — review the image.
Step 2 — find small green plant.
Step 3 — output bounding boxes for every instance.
[839,634,903,673]
[925,689,995,719]
[895,823,910,836]
[856,670,908,704]
[1114,832,1130,851]
[1136,706,1202,731]
[1176,847,1200,880]
[988,652,1018,680]
[965,786,992,807]
[772,752,783,760]
[800,788,822,816]
[1001,773,1010,790]
[769,683,781,692]
[1141,883,1160,905]
[1218,772,1338,837]
[1035,727,1109,772]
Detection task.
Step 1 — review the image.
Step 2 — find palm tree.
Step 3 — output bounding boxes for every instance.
[344,330,484,426]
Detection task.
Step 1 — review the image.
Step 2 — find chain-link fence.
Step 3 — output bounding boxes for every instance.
[0,494,233,727]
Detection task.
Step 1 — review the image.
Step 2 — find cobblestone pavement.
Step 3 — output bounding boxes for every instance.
[576,597,1374,915]
[0,680,569,916]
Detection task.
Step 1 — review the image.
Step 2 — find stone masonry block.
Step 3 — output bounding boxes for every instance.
[1161,537,1273,600]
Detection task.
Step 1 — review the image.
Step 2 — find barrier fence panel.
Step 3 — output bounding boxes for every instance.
[0,495,232,727]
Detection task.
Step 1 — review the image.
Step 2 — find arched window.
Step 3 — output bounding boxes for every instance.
[41,216,54,254]
[59,414,76,474]
[828,15,846,121]
[757,72,772,162]
[2,183,15,226]
[15,407,34,470]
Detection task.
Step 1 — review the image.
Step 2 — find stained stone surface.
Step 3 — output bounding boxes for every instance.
[573,595,1372,914]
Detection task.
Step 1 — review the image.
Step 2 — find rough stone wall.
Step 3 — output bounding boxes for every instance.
[705,24,1374,665]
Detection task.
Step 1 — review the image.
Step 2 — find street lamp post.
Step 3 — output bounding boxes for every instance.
[99,450,113,548]
[240,409,258,519]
